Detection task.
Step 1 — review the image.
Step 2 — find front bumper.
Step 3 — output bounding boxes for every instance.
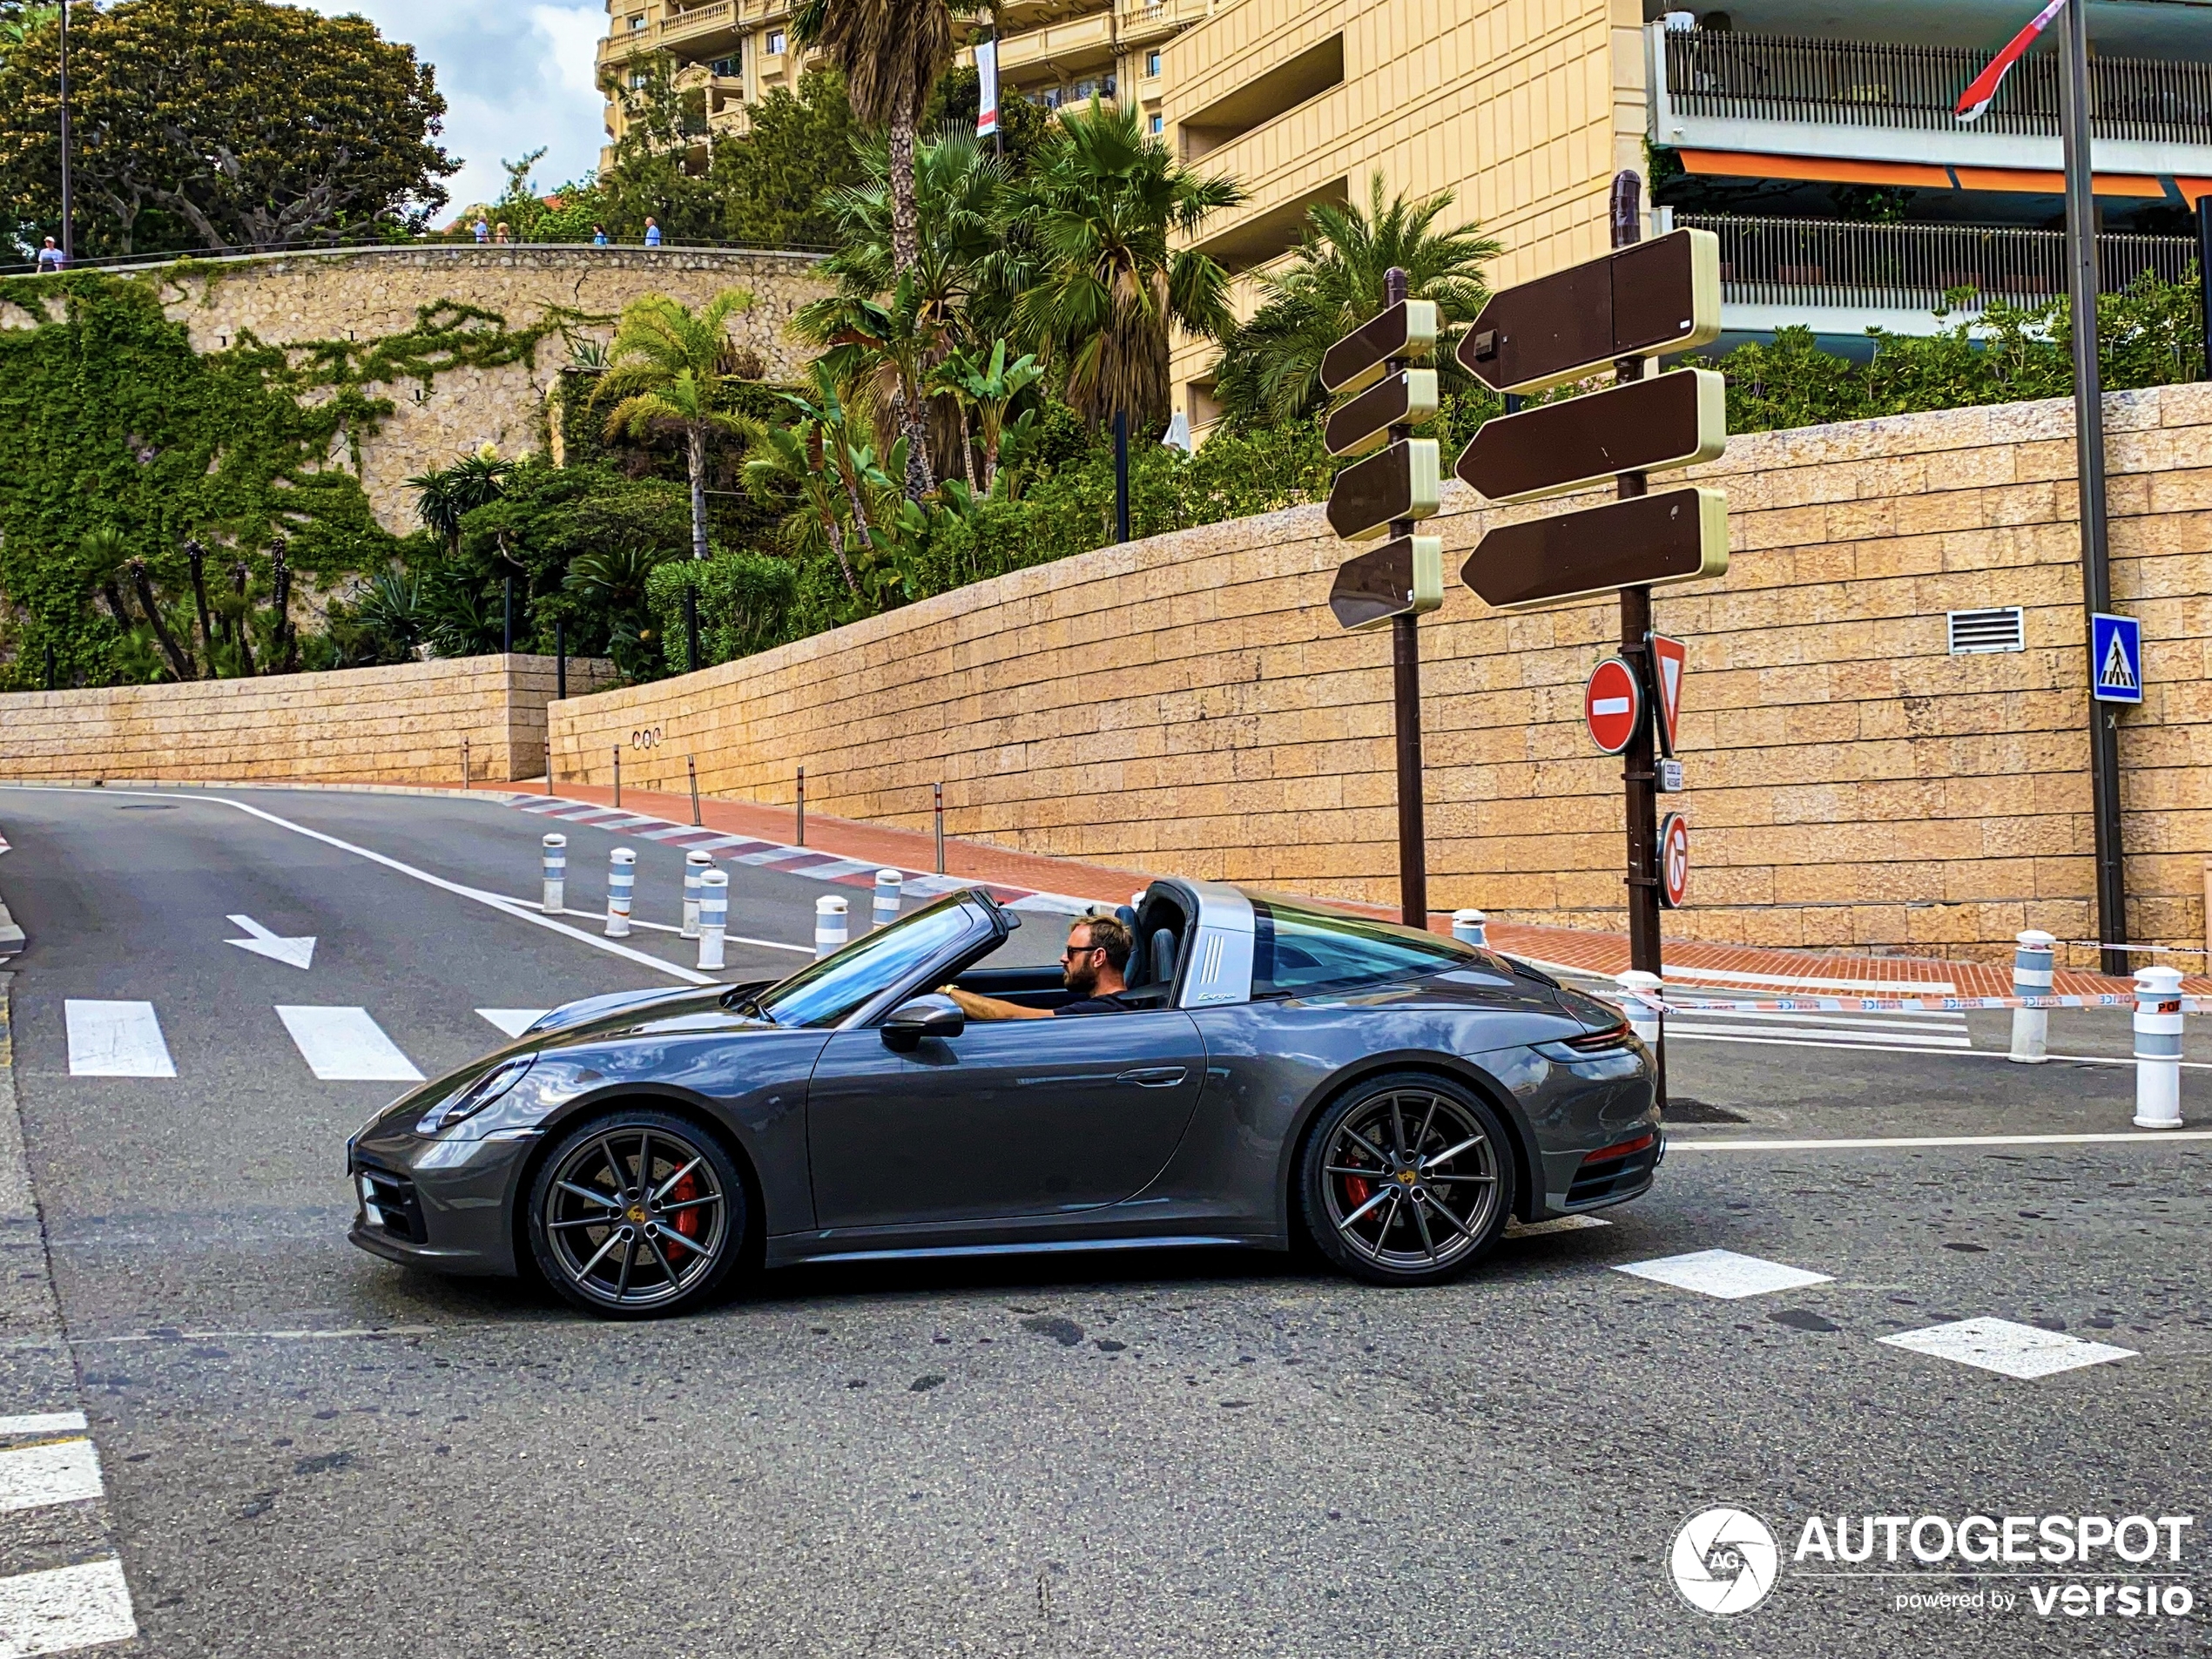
[347,1126,539,1278]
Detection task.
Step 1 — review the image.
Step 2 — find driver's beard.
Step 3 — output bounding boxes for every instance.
[1064,960,1098,996]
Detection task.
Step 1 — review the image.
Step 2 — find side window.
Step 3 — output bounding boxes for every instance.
[1252,901,1469,998]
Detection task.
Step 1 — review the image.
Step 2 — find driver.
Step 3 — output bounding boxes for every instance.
[941,915,1136,1021]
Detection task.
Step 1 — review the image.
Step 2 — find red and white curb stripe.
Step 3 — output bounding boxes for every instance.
[0,1411,138,1655]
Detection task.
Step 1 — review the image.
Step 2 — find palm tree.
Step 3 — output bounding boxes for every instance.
[739,417,864,599]
[930,340,1042,492]
[795,273,941,499]
[1212,172,1503,428]
[594,289,758,562]
[790,0,978,282]
[407,447,514,556]
[1005,98,1244,429]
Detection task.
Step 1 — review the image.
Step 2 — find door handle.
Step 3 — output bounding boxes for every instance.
[1115,1067,1187,1088]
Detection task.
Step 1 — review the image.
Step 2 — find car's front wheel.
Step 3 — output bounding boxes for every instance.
[1299,1072,1514,1286]
[527,1109,747,1318]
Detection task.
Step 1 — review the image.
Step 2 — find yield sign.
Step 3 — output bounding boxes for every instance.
[1584,658,1644,755]
[225,914,316,970]
[1649,635,1687,756]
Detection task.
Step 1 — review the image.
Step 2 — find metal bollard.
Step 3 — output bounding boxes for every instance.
[682,850,712,939]
[1452,909,1489,948]
[814,894,848,959]
[541,833,566,914]
[606,847,636,938]
[2133,965,2186,1130]
[1618,969,1664,1050]
[698,869,728,971]
[2007,928,2055,1063]
[872,870,902,931]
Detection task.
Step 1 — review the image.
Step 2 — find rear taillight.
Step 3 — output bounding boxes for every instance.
[1580,1131,1656,1166]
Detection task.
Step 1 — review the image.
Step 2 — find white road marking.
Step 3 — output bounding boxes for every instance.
[1614,1247,1834,1299]
[80,1325,443,1345]
[62,1002,174,1079]
[1879,1317,2135,1379]
[1506,1215,1613,1238]
[475,1008,550,1039]
[1669,1006,1969,1034]
[223,914,316,971]
[1663,966,1958,994]
[1662,1030,1986,1059]
[274,1008,423,1082]
[0,1414,85,1439]
[0,1558,138,1656]
[1668,1130,2212,1151]
[1666,1022,1973,1049]
[0,1440,103,1514]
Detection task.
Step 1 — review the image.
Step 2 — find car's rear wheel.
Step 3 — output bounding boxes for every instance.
[1299,1072,1514,1286]
[527,1109,746,1318]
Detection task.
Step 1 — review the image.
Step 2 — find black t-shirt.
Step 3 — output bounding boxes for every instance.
[1053,991,1134,1017]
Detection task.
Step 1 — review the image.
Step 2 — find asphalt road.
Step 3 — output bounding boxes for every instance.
[0,785,2206,1657]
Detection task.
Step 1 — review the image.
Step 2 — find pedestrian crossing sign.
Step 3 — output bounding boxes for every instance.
[2091,612,2142,705]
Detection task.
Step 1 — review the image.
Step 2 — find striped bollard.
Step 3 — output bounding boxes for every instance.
[2006,928,2054,1064]
[814,895,848,959]
[2133,965,2186,1130]
[1617,969,1664,1051]
[605,847,636,939]
[872,869,902,931]
[1452,909,1488,948]
[698,869,728,971]
[682,850,712,940]
[540,833,566,914]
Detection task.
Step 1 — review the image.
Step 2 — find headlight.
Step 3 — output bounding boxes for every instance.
[416,1056,536,1136]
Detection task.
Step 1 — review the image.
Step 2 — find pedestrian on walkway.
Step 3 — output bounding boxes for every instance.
[592,225,609,246]
[35,236,64,273]
[473,214,490,244]
[495,222,512,245]
[644,217,662,247]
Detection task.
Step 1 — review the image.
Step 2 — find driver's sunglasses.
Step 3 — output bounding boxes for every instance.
[1060,941,1103,962]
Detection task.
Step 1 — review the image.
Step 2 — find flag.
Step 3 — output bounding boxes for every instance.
[976,37,1000,138]
[1955,0,2068,123]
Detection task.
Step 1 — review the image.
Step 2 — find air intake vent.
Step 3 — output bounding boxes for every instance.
[1947,608,2025,654]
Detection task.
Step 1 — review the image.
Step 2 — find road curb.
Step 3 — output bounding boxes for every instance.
[0,892,20,959]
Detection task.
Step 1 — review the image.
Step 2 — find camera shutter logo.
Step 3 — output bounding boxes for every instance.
[1670,1507,1779,1615]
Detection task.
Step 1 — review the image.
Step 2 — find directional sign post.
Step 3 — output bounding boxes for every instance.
[1319,270,1444,927]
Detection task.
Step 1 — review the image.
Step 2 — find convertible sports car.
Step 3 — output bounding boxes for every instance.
[347,878,1661,1317]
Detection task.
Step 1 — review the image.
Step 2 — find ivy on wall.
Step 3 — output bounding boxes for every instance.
[0,268,581,690]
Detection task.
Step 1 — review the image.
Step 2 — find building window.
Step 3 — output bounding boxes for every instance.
[767,29,786,54]
[710,55,738,77]
[1946,609,2026,654]
[1150,112,1163,134]
[1147,51,1161,77]
[628,12,645,29]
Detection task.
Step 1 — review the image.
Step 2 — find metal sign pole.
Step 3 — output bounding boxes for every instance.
[2060,0,2128,978]
[1384,266,1428,929]
[1608,174,1663,980]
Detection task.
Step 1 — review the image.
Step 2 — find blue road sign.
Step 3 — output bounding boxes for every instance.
[2091,612,2142,704]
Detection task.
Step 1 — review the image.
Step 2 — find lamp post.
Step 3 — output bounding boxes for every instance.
[58,0,73,265]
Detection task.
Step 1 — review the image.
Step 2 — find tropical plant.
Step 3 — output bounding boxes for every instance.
[709,67,862,249]
[407,447,514,556]
[796,273,942,498]
[930,340,1042,491]
[1004,98,1244,429]
[564,541,676,678]
[739,415,864,598]
[594,289,759,562]
[1212,172,1503,428]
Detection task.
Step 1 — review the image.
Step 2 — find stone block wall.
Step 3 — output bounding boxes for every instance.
[0,654,615,786]
[549,385,2212,961]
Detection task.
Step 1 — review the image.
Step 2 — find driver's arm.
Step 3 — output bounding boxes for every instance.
[939,985,1053,1022]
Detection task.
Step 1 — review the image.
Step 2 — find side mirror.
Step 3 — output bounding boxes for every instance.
[882,994,964,1052]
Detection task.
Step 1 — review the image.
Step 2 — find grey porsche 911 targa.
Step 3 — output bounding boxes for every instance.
[347,878,1661,1317]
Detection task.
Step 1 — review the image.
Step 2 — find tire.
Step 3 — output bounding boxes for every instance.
[1298,1071,1515,1287]
[527,1109,748,1318]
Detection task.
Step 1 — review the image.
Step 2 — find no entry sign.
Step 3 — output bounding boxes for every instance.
[1585,658,1644,754]
[1658,813,1689,909]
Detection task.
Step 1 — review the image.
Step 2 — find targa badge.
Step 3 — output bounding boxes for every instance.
[1672,1507,1779,1615]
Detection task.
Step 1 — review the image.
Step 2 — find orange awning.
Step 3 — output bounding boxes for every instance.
[1676,149,2199,200]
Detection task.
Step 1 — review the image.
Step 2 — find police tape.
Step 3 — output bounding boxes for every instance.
[1595,992,2181,1015]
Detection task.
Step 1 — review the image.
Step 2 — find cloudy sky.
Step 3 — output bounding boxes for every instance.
[303,1,609,219]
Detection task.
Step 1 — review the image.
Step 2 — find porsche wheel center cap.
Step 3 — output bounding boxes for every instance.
[627,1204,648,1224]
[1396,1170,1418,1186]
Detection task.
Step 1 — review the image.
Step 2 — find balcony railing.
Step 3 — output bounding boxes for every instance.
[1677,214,2199,314]
[1661,28,2212,145]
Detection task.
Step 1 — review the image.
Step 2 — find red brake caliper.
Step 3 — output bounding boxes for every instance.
[664,1170,702,1259]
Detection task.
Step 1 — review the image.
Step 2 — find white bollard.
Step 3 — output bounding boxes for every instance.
[1617,969,1664,1050]
[814,895,848,959]
[682,850,712,940]
[2133,965,2186,1130]
[873,869,903,931]
[605,847,636,938]
[698,869,728,971]
[1452,909,1488,948]
[541,833,566,914]
[2007,928,2055,1063]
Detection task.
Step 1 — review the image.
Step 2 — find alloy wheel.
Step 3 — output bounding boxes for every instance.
[541,1123,730,1311]
[1318,1087,1501,1272]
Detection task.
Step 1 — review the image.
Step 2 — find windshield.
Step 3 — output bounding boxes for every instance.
[749,893,988,1028]
[1251,895,1474,998]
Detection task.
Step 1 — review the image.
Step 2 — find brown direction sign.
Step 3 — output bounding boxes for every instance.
[1326,368,1439,459]
[1328,535,1443,631]
[1320,298,1440,397]
[1457,228,1720,395]
[1460,487,1728,613]
[1456,368,1726,504]
[1327,438,1440,542]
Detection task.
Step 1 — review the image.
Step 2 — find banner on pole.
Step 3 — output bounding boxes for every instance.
[976,37,1000,137]
[1955,0,2067,123]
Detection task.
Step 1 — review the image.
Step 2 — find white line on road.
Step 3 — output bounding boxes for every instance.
[62,1001,174,1078]
[79,1325,446,1345]
[0,1440,103,1514]
[1669,1130,2212,1151]
[1879,1318,2135,1379]
[1667,1022,1974,1049]
[274,1007,423,1082]
[0,1414,85,1439]
[475,1008,550,1039]
[0,1558,138,1656]
[1613,1248,1834,1299]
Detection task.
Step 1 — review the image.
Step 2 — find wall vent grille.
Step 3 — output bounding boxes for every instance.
[1947,608,2025,654]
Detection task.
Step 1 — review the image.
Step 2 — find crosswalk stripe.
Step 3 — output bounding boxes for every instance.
[1669,1006,1967,1033]
[0,1559,138,1656]
[1879,1318,2135,1379]
[62,1001,175,1078]
[1614,1248,1833,1299]
[475,1008,550,1039]
[274,1007,424,1082]
[0,1414,86,1439]
[0,1440,103,1514]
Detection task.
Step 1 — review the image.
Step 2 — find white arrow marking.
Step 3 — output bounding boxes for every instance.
[225,914,316,971]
